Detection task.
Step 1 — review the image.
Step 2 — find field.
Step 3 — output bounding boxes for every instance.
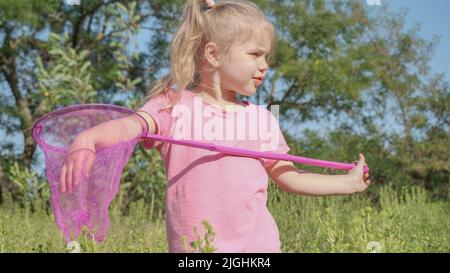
[0,184,448,253]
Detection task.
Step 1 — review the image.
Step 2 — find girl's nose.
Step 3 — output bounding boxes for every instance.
[259,59,269,72]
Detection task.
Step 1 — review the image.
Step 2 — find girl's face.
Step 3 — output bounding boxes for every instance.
[218,31,270,97]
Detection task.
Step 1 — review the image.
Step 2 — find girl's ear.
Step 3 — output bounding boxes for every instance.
[204,42,221,68]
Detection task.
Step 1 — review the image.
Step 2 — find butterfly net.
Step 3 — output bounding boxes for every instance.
[32,104,148,243]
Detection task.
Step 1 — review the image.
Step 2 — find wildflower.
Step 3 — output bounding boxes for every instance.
[366,241,382,253]
[66,241,81,253]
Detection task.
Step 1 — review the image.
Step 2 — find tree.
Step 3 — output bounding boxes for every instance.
[0,0,178,205]
[1,0,448,204]
[254,1,449,195]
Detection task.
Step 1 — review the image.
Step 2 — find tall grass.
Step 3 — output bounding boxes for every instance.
[0,196,168,253]
[269,184,450,252]
[0,184,448,252]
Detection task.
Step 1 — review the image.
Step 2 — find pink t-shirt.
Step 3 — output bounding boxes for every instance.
[138,88,290,253]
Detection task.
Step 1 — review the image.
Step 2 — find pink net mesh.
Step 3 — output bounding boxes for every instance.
[32,104,148,243]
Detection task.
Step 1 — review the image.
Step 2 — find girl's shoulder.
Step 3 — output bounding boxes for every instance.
[143,87,183,110]
[250,102,280,119]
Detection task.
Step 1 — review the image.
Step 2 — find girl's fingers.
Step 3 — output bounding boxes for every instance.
[84,150,96,178]
[73,158,83,187]
[60,149,95,194]
[359,153,365,163]
[60,164,67,192]
[66,163,74,193]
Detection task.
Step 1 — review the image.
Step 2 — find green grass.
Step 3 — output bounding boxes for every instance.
[0,198,168,253]
[0,185,449,252]
[270,184,450,252]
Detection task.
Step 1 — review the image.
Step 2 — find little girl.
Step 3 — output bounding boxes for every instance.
[60,0,371,252]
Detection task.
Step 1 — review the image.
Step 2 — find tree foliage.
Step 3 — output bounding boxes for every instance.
[0,0,448,208]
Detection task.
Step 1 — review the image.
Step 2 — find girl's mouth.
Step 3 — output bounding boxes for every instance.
[253,78,263,86]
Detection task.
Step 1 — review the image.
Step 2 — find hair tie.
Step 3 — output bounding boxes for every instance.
[205,0,216,9]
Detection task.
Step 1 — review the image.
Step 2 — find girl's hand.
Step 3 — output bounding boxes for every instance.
[347,153,372,193]
[60,132,96,193]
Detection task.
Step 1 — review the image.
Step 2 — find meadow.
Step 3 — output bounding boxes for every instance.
[1,183,448,253]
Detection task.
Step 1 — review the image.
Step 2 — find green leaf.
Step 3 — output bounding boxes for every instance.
[116,2,128,14]
[80,61,91,74]
[128,1,137,13]
[131,77,141,86]
[49,48,64,56]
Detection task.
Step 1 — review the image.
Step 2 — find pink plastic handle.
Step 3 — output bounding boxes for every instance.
[141,133,370,174]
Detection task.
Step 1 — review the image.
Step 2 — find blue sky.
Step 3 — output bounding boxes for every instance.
[386,0,449,81]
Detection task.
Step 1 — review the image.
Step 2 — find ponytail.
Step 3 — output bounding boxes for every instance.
[145,0,210,108]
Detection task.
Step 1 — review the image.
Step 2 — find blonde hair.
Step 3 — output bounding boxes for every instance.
[144,0,277,109]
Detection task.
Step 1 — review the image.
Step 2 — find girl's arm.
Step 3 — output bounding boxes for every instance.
[266,159,369,196]
[61,111,158,193]
[75,111,157,151]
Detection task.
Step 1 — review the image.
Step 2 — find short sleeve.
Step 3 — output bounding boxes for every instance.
[259,109,290,169]
[136,89,175,149]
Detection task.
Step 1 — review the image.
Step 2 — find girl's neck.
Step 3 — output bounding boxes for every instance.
[190,84,243,109]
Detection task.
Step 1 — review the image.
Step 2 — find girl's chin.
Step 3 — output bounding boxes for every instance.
[237,87,256,96]
[229,83,257,96]
[240,91,256,97]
